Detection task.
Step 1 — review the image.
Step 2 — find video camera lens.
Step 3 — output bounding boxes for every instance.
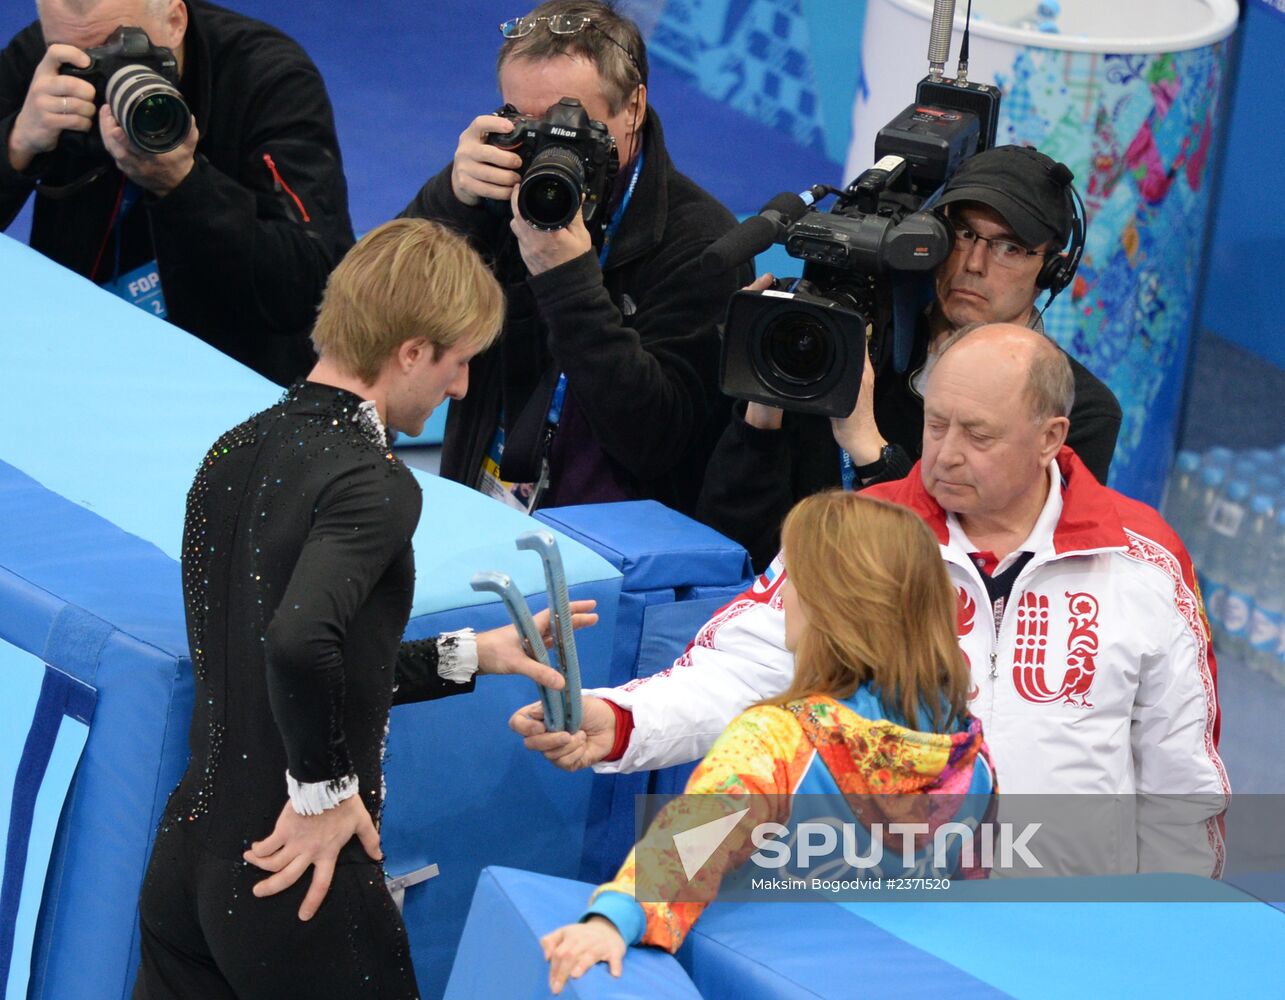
[721,287,871,416]
[104,64,191,154]
[761,312,836,389]
[517,145,585,231]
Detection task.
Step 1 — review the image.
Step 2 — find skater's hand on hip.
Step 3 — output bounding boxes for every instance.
[243,795,382,921]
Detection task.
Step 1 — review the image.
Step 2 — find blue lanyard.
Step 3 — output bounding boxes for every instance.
[839,448,857,491]
[112,181,143,282]
[544,148,645,430]
[597,147,644,268]
[547,371,568,428]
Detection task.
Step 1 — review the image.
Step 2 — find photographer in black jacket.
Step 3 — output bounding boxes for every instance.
[0,0,354,384]
[401,0,750,516]
[698,145,1124,570]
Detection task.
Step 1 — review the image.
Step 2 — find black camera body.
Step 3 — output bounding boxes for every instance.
[486,97,618,231]
[60,25,190,154]
[718,77,1001,418]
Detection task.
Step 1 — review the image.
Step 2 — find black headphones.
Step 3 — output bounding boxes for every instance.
[1035,160,1086,303]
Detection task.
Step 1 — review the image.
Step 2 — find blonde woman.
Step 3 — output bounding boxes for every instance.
[542,490,994,992]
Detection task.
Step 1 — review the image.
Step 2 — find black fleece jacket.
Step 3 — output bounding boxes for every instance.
[0,1,353,385]
[401,109,751,516]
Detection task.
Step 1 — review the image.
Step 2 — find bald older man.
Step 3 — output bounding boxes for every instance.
[513,323,1229,876]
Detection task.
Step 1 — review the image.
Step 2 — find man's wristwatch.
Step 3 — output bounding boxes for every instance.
[851,443,908,481]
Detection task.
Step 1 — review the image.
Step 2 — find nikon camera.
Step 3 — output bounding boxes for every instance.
[486,97,618,231]
[59,25,191,154]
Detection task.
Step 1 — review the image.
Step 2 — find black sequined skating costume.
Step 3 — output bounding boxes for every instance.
[135,382,470,999]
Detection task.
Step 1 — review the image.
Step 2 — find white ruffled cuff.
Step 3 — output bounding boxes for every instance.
[437,628,479,684]
[286,770,359,816]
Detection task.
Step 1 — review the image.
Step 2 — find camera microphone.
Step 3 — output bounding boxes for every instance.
[700,190,816,275]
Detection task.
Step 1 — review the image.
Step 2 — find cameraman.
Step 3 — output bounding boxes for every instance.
[400,0,749,515]
[698,144,1123,569]
[0,0,354,384]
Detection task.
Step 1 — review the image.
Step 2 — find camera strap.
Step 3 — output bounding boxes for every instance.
[33,163,112,201]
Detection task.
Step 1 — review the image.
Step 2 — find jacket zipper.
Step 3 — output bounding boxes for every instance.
[263,153,311,223]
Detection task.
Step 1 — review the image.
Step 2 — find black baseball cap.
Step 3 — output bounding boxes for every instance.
[938,145,1074,249]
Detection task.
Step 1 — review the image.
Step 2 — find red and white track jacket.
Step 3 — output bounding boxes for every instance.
[591,449,1229,875]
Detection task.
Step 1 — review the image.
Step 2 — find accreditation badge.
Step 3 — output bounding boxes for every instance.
[101,260,168,320]
[478,423,548,513]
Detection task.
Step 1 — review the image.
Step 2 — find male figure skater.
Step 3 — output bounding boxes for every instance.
[134,218,594,998]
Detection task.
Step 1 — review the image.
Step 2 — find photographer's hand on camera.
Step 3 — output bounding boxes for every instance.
[739,275,788,431]
[828,332,886,471]
[6,44,94,172]
[99,103,196,196]
[450,114,522,207]
[744,402,784,431]
[509,181,592,275]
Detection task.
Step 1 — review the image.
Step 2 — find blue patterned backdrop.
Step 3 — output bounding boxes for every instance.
[623,0,864,167]
[993,43,1229,502]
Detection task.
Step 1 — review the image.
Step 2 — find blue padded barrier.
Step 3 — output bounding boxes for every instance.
[536,501,751,592]
[0,234,623,998]
[537,502,751,687]
[0,646,94,1000]
[0,459,618,1000]
[837,876,1285,998]
[383,584,621,997]
[448,868,1285,999]
[1224,870,1285,914]
[1,459,192,1000]
[444,866,700,999]
[678,900,1003,999]
[535,504,753,884]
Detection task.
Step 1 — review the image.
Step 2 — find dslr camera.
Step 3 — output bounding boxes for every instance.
[486,97,618,231]
[709,13,1001,418]
[60,25,191,154]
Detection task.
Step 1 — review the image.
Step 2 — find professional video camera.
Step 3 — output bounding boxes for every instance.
[486,97,618,231]
[60,26,191,155]
[704,0,1001,418]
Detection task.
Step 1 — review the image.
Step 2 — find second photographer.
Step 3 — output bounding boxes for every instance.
[400,0,750,516]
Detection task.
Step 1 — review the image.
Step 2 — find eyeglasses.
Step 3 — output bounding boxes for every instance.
[950,224,1047,268]
[499,14,642,81]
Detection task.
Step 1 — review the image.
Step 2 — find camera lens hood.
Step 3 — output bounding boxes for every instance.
[105,63,191,154]
[721,288,872,418]
[517,145,586,231]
